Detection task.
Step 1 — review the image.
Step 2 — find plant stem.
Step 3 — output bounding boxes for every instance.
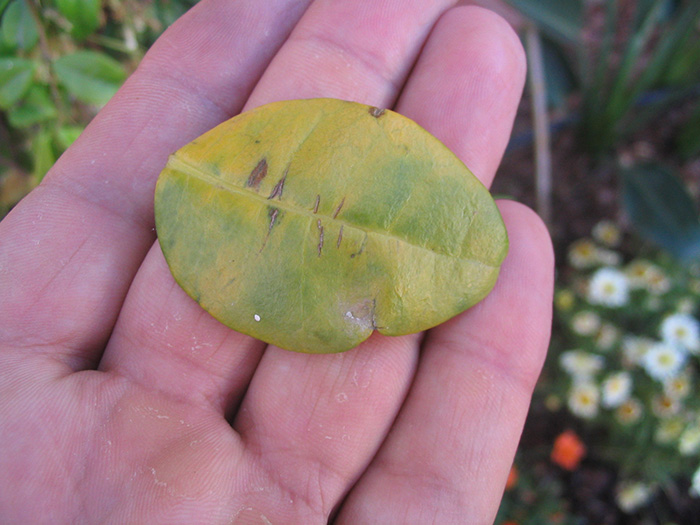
[526,23,552,229]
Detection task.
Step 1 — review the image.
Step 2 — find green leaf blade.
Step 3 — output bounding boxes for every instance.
[56,0,101,40]
[53,50,125,106]
[621,163,700,261]
[0,56,34,108]
[155,99,508,353]
[0,0,38,51]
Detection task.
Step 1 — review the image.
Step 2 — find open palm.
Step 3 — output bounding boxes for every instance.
[0,1,553,523]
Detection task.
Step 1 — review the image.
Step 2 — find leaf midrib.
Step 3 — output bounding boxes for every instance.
[167,154,496,267]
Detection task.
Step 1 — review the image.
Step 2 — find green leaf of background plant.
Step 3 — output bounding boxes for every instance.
[621,163,700,261]
[0,56,34,108]
[7,84,56,128]
[0,0,11,15]
[56,0,101,40]
[0,0,38,51]
[31,128,55,183]
[676,103,700,160]
[53,50,125,106]
[155,98,508,354]
[54,124,84,150]
[508,0,583,43]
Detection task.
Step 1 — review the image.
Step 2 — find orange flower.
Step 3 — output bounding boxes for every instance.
[551,430,586,470]
[505,465,518,490]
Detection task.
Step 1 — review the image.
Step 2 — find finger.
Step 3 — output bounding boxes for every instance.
[231,4,527,519]
[0,0,310,371]
[336,201,554,524]
[396,4,526,186]
[106,0,457,416]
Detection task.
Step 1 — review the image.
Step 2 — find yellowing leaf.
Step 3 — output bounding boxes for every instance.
[154,98,507,353]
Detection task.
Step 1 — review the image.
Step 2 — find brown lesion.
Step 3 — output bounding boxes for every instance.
[317,219,324,257]
[246,158,268,190]
[336,225,344,248]
[313,194,320,214]
[267,167,287,200]
[369,107,385,118]
[350,233,367,259]
[332,197,345,219]
[258,207,279,253]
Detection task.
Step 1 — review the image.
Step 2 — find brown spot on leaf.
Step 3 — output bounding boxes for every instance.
[317,219,324,257]
[369,107,385,118]
[337,225,344,248]
[246,158,268,189]
[332,197,345,219]
[313,194,320,214]
[258,207,279,253]
[267,167,287,200]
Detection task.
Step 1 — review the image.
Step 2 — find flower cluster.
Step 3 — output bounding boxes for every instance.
[551,220,700,514]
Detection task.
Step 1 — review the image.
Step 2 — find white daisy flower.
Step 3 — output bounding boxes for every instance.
[646,266,671,295]
[664,372,691,400]
[596,248,623,266]
[660,313,700,354]
[588,267,630,307]
[601,372,632,408]
[595,323,620,351]
[568,382,600,419]
[655,417,685,444]
[679,424,700,456]
[616,481,653,513]
[651,394,681,418]
[691,465,700,497]
[592,220,622,247]
[615,397,643,425]
[677,298,696,315]
[642,342,687,381]
[621,336,654,367]
[625,259,654,289]
[560,350,604,379]
[571,311,601,336]
[568,239,599,269]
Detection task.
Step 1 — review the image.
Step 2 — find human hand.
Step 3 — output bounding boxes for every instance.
[0,1,553,523]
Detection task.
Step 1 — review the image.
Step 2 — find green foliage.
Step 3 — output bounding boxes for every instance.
[510,0,700,155]
[508,0,583,43]
[55,0,101,40]
[621,163,700,261]
[676,102,700,159]
[0,0,200,210]
[0,56,33,107]
[1,0,38,51]
[53,50,125,105]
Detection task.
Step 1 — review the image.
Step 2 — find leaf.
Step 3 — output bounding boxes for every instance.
[621,163,700,261]
[508,0,583,43]
[0,0,38,51]
[54,124,84,150]
[7,84,56,128]
[0,0,10,15]
[53,50,125,106]
[676,103,700,159]
[0,56,34,108]
[154,99,508,353]
[56,0,101,40]
[31,128,55,183]
[541,38,575,108]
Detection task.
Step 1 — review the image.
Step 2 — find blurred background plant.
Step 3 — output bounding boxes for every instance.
[492,0,700,523]
[0,0,197,217]
[2,1,700,523]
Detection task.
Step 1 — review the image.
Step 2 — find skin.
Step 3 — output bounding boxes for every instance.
[0,1,554,523]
